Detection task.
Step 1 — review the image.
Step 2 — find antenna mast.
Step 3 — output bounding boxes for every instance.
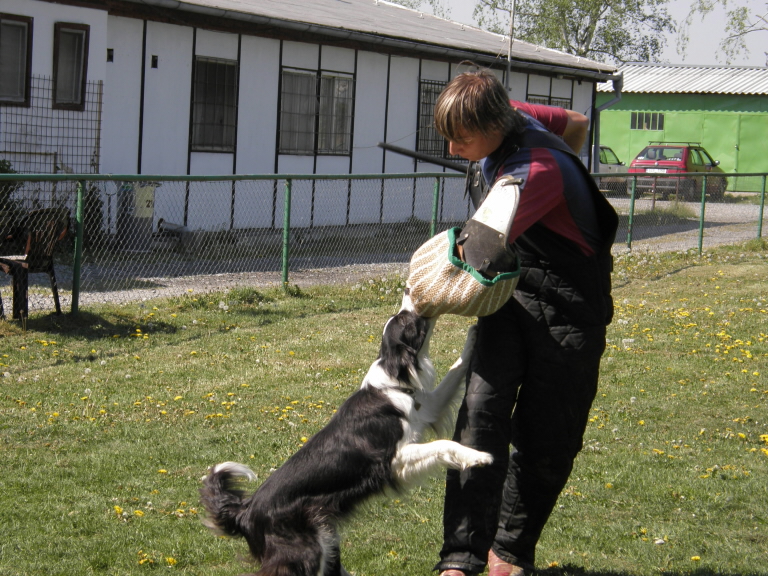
[505,0,517,90]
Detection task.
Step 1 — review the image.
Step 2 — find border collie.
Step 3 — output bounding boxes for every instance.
[200,307,491,576]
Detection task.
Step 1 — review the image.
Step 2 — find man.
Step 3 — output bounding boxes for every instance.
[432,69,618,576]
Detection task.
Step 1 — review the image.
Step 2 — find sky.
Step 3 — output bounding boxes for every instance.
[436,0,766,67]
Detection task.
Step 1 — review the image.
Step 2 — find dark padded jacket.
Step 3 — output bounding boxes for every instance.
[484,127,618,344]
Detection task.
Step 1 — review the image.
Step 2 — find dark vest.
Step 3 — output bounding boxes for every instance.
[502,130,618,330]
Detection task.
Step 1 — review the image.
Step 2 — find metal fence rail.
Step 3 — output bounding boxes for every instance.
[0,172,766,318]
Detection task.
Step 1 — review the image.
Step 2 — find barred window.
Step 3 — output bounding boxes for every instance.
[417,79,447,157]
[53,22,89,110]
[526,95,572,109]
[279,68,354,155]
[0,13,33,106]
[631,112,664,131]
[191,57,238,152]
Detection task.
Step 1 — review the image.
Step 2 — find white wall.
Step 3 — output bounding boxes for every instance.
[103,15,143,174]
[140,21,193,175]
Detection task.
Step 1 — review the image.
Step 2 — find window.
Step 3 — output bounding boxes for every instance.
[0,13,33,106]
[279,68,354,155]
[689,149,703,166]
[526,95,572,109]
[317,74,353,154]
[53,22,89,110]
[417,79,447,157]
[191,57,238,152]
[631,112,664,131]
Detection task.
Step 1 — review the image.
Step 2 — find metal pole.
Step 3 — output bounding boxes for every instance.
[758,175,766,239]
[430,177,440,237]
[627,176,637,250]
[698,175,708,255]
[282,179,292,289]
[71,180,85,314]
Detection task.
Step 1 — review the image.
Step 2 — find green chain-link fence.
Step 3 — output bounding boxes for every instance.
[1,172,766,318]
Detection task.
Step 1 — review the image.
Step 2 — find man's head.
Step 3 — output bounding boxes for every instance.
[433,69,524,160]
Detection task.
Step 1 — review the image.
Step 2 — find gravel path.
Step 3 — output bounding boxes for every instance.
[7,197,766,314]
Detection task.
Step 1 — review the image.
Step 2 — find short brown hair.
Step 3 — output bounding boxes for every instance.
[434,69,524,142]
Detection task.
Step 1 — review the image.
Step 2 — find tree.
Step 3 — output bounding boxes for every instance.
[679,0,767,65]
[472,0,676,64]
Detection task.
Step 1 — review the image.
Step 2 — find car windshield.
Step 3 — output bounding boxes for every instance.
[637,147,684,161]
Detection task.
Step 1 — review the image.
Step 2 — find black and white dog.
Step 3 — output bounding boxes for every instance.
[200,306,491,576]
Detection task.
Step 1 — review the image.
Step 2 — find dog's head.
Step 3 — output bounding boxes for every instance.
[378,309,429,385]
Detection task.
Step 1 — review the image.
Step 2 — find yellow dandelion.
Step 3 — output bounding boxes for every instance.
[158,469,168,474]
[166,557,177,566]
[691,556,701,561]
[134,510,144,517]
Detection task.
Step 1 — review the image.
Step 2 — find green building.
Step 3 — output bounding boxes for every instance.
[596,63,768,191]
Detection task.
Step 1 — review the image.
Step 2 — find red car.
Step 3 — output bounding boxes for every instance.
[627,142,727,201]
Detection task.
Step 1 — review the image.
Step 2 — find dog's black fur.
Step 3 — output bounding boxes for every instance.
[200,308,491,576]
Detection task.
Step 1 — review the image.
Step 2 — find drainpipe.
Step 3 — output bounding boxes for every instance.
[591,72,623,172]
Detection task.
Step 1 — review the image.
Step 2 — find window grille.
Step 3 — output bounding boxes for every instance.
[191,56,238,152]
[631,112,665,131]
[279,68,354,155]
[526,95,572,109]
[53,22,89,110]
[417,79,446,157]
[0,13,33,106]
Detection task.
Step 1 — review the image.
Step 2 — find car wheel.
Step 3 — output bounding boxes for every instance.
[680,179,697,201]
[709,177,726,201]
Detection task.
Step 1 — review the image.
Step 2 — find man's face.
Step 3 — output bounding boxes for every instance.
[447,129,504,162]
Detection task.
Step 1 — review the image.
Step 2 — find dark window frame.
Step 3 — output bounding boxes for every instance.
[52,21,90,111]
[0,13,33,107]
[191,55,239,153]
[278,66,355,156]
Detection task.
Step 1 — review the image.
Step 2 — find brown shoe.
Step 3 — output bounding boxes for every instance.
[488,549,527,576]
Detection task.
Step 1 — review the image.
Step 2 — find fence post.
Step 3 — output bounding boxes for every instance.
[698,175,708,255]
[71,180,85,314]
[282,179,292,289]
[430,177,440,237]
[627,176,637,250]
[758,175,766,239]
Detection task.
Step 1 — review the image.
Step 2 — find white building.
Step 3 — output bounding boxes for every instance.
[1,0,618,230]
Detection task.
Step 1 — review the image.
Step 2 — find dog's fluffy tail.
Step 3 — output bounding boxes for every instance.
[199,461,256,537]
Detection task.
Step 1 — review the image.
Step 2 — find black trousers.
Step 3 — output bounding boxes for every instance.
[436,295,606,574]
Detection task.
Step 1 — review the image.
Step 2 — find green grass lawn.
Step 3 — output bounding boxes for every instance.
[1,243,767,576]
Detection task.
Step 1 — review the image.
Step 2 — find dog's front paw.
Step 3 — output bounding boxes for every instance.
[445,444,494,470]
[464,450,493,469]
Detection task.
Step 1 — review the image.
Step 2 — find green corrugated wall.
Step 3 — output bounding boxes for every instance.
[596,93,768,192]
